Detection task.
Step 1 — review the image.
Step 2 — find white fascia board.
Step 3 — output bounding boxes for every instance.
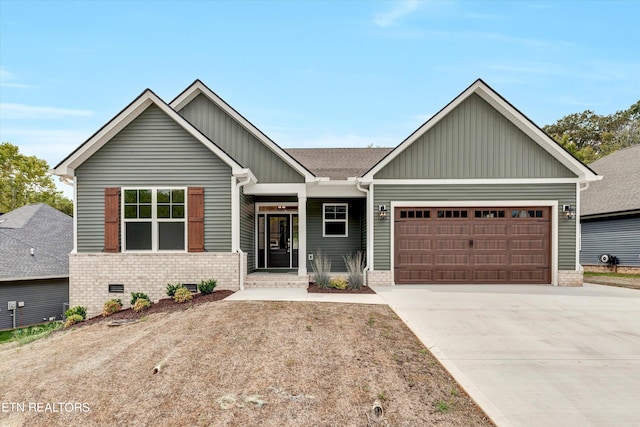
[170,81,315,182]
[53,90,244,176]
[372,178,580,185]
[363,80,599,183]
[243,183,307,196]
[233,168,257,184]
[307,183,366,198]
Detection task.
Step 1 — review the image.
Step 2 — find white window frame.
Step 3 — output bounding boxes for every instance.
[322,203,348,237]
[121,187,188,252]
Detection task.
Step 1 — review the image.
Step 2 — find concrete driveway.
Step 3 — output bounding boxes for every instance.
[373,283,640,427]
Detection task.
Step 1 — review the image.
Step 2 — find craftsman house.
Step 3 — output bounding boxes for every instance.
[53,79,599,316]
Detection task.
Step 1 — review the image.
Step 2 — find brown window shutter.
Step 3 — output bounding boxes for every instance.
[188,187,205,252]
[104,188,120,252]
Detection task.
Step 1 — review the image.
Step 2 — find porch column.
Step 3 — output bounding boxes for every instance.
[298,195,307,276]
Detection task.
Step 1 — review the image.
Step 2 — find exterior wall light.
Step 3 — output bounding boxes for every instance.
[562,204,576,220]
[378,204,388,220]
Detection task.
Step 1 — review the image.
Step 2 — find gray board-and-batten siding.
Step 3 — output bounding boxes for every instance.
[374,94,577,180]
[177,94,304,184]
[75,105,232,253]
[372,183,578,271]
[580,216,640,266]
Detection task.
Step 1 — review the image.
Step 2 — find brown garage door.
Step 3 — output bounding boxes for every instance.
[394,207,551,284]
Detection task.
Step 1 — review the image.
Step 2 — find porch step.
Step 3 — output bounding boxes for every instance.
[244,273,309,289]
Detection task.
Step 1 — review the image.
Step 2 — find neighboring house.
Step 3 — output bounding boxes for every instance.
[52,79,599,316]
[580,144,640,271]
[0,204,72,330]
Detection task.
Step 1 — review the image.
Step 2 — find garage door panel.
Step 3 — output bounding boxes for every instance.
[436,239,469,250]
[473,270,508,282]
[435,270,471,281]
[395,206,551,284]
[435,254,469,265]
[436,224,471,236]
[399,239,432,250]
[398,253,433,265]
[473,254,508,265]
[473,224,508,235]
[510,254,546,265]
[474,239,508,250]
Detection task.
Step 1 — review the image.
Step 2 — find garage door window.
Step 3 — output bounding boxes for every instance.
[512,209,544,218]
[437,209,468,219]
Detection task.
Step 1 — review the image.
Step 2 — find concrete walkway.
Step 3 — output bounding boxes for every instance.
[374,283,640,427]
[226,288,385,304]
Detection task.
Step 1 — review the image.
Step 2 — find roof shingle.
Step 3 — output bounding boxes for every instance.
[285,148,393,179]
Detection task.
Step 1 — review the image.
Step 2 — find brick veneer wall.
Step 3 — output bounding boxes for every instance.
[69,252,244,317]
[367,270,393,286]
[558,270,583,287]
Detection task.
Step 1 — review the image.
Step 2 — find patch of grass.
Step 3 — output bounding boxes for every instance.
[5,322,62,345]
[437,400,452,413]
[584,272,640,279]
[377,391,387,401]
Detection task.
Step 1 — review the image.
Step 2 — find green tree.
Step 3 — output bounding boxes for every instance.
[543,100,640,163]
[0,142,73,216]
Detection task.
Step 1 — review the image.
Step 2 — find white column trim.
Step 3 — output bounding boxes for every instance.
[298,195,307,276]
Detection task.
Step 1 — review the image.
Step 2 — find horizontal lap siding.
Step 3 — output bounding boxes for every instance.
[76,105,232,253]
[0,278,69,329]
[306,199,365,272]
[179,94,304,183]
[374,94,576,180]
[580,216,640,266]
[373,183,576,271]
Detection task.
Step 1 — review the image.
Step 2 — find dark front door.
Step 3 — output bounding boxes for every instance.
[268,215,290,268]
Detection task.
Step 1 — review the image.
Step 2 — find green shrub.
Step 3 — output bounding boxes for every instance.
[65,306,87,320]
[102,299,123,317]
[166,283,182,297]
[311,250,331,288]
[198,279,217,295]
[130,292,150,305]
[329,277,348,290]
[344,251,365,290]
[133,298,151,313]
[174,287,193,303]
[64,314,84,328]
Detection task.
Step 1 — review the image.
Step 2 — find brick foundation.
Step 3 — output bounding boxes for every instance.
[558,270,583,287]
[69,252,245,317]
[367,270,393,286]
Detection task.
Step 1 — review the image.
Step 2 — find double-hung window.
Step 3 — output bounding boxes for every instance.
[323,203,348,237]
[123,188,186,251]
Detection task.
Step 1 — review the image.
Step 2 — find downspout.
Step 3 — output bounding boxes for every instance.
[356,179,370,286]
[576,181,591,272]
[235,175,252,290]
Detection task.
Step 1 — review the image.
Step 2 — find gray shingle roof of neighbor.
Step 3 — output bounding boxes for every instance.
[581,144,640,217]
[285,148,394,180]
[0,203,73,281]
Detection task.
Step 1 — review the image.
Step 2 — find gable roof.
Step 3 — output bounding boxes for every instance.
[363,79,599,182]
[0,204,73,281]
[52,89,245,178]
[285,148,393,180]
[581,144,640,217]
[170,80,315,182]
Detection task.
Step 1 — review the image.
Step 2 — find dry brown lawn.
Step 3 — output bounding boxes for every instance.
[0,300,493,426]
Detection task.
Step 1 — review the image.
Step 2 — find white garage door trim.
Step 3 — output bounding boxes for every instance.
[390,200,558,286]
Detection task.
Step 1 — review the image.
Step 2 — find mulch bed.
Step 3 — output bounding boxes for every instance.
[76,290,235,328]
[307,283,376,294]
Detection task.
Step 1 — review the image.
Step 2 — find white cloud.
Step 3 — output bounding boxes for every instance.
[0,68,33,89]
[0,103,92,119]
[373,0,420,28]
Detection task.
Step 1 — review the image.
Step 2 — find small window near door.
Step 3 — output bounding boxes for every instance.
[323,203,348,237]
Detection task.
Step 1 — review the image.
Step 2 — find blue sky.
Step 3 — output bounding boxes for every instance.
[1,0,639,198]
